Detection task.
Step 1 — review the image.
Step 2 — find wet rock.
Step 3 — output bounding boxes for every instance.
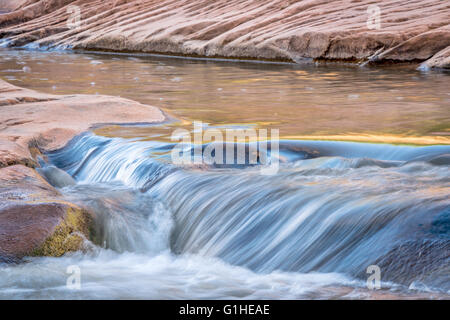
[0,0,449,65]
[0,79,165,259]
[37,165,76,188]
[370,239,450,291]
[428,154,450,166]
[0,165,90,258]
[421,46,450,70]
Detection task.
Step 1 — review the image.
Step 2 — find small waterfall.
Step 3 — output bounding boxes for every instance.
[46,133,450,292]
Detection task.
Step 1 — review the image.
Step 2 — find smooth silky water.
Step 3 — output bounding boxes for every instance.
[0,48,449,299]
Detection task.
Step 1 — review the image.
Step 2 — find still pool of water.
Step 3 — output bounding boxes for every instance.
[0,48,449,142]
[0,48,449,299]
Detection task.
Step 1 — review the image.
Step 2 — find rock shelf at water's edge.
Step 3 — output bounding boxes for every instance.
[0,78,165,260]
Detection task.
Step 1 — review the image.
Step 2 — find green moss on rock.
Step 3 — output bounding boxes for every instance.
[30,206,91,257]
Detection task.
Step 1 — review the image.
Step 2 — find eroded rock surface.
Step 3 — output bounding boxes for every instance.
[420,46,450,70]
[0,0,26,12]
[0,0,449,68]
[0,78,165,259]
[0,78,164,167]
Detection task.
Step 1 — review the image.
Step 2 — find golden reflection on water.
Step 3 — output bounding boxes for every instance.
[0,48,449,144]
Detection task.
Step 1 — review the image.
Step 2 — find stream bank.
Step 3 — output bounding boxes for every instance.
[0,78,165,259]
[0,0,449,69]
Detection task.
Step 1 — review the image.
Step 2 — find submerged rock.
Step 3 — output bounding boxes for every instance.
[370,239,450,291]
[37,165,76,188]
[428,154,450,166]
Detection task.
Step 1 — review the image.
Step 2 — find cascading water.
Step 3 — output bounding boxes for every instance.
[7,131,445,299]
[1,47,449,300]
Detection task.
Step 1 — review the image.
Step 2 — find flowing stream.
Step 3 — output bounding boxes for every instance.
[0,48,449,299]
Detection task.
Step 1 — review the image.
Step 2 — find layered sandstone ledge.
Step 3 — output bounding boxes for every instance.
[0,78,165,260]
[0,0,449,68]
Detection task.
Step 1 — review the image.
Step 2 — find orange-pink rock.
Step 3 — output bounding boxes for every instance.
[0,0,449,68]
[0,78,165,259]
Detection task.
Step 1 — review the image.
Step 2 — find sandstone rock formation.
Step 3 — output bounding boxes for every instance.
[419,46,450,70]
[0,0,449,68]
[0,78,165,259]
[0,164,90,260]
[0,0,28,12]
[0,78,164,166]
